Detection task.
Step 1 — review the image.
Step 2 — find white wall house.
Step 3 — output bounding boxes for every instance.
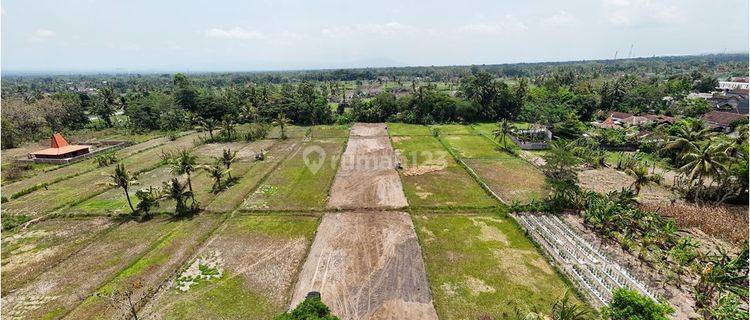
[718,81,749,90]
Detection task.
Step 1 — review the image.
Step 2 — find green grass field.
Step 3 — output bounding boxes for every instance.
[310,124,351,138]
[390,134,496,208]
[431,124,476,135]
[145,214,318,319]
[267,125,309,139]
[386,122,432,136]
[243,138,344,211]
[413,212,579,319]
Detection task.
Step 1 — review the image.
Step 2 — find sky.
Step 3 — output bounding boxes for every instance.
[2,0,748,73]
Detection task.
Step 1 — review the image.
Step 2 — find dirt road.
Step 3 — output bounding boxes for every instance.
[290,211,437,320]
[327,123,408,209]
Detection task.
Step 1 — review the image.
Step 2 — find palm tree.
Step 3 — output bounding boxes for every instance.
[625,166,661,195]
[109,163,137,213]
[662,120,714,160]
[170,149,198,202]
[220,149,238,180]
[492,119,512,151]
[272,113,292,139]
[200,118,218,139]
[220,115,236,140]
[679,140,729,185]
[162,178,193,215]
[551,291,591,320]
[203,162,226,193]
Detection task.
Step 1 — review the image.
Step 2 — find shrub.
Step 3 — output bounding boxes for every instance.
[602,288,674,320]
[2,213,31,230]
[275,296,339,320]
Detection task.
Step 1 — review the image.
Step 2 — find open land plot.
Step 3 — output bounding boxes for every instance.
[441,134,504,159]
[430,124,475,135]
[310,124,351,138]
[413,213,578,319]
[1,217,115,294]
[577,167,678,205]
[385,122,432,136]
[291,211,438,320]
[206,139,300,212]
[243,139,344,211]
[328,123,407,209]
[1,217,179,319]
[143,215,317,319]
[391,135,496,208]
[2,132,177,198]
[267,125,309,139]
[193,140,274,163]
[66,214,225,319]
[465,158,550,204]
[3,133,202,218]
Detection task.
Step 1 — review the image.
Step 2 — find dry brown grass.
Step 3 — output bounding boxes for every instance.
[640,203,749,244]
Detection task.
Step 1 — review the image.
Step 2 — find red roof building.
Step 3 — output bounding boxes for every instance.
[30,133,91,159]
[701,111,748,132]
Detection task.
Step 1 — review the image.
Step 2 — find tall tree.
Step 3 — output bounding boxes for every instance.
[109,163,136,213]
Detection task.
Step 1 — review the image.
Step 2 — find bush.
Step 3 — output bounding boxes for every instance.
[602,288,674,320]
[275,296,339,320]
[2,213,31,230]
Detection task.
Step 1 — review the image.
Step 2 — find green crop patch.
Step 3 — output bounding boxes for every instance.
[267,125,309,139]
[391,135,496,208]
[310,124,351,138]
[243,139,344,211]
[143,215,318,319]
[441,135,507,159]
[413,213,579,319]
[431,124,476,135]
[386,122,432,136]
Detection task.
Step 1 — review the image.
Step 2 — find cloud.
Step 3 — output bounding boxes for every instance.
[541,11,578,28]
[457,16,528,35]
[205,27,266,40]
[322,22,420,38]
[604,0,682,27]
[29,28,56,42]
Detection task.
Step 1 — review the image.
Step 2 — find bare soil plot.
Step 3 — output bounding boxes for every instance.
[291,211,438,320]
[413,213,578,319]
[142,215,317,319]
[640,202,749,244]
[465,158,550,204]
[328,123,407,209]
[1,218,178,319]
[2,133,173,198]
[3,133,201,218]
[310,124,351,138]
[65,214,224,319]
[391,135,496,208]
[385,122,432,136]
[206,139,300,213]
[1,217,115,294]
[244,139,344,211]
[577,167,679,205]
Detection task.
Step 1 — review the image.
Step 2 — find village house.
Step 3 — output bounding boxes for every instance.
[29,133,91,162]
[701,110,748,132]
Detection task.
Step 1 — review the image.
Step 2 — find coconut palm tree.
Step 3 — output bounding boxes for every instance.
[241,103,260,124]
[199,118,218,140]
[679,140,729,184]
[662,120,714,161]
[220,149,238,180]
[272,113,292,139]
[625,166,661,195]
[170,149,198,202]
[162,178,193,216]
[203,162,226,193]
[109,163,137,213]
[220,115,236,140]
[492,119,512,151]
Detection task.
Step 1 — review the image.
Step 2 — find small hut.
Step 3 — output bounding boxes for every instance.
[29,133,91,160]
